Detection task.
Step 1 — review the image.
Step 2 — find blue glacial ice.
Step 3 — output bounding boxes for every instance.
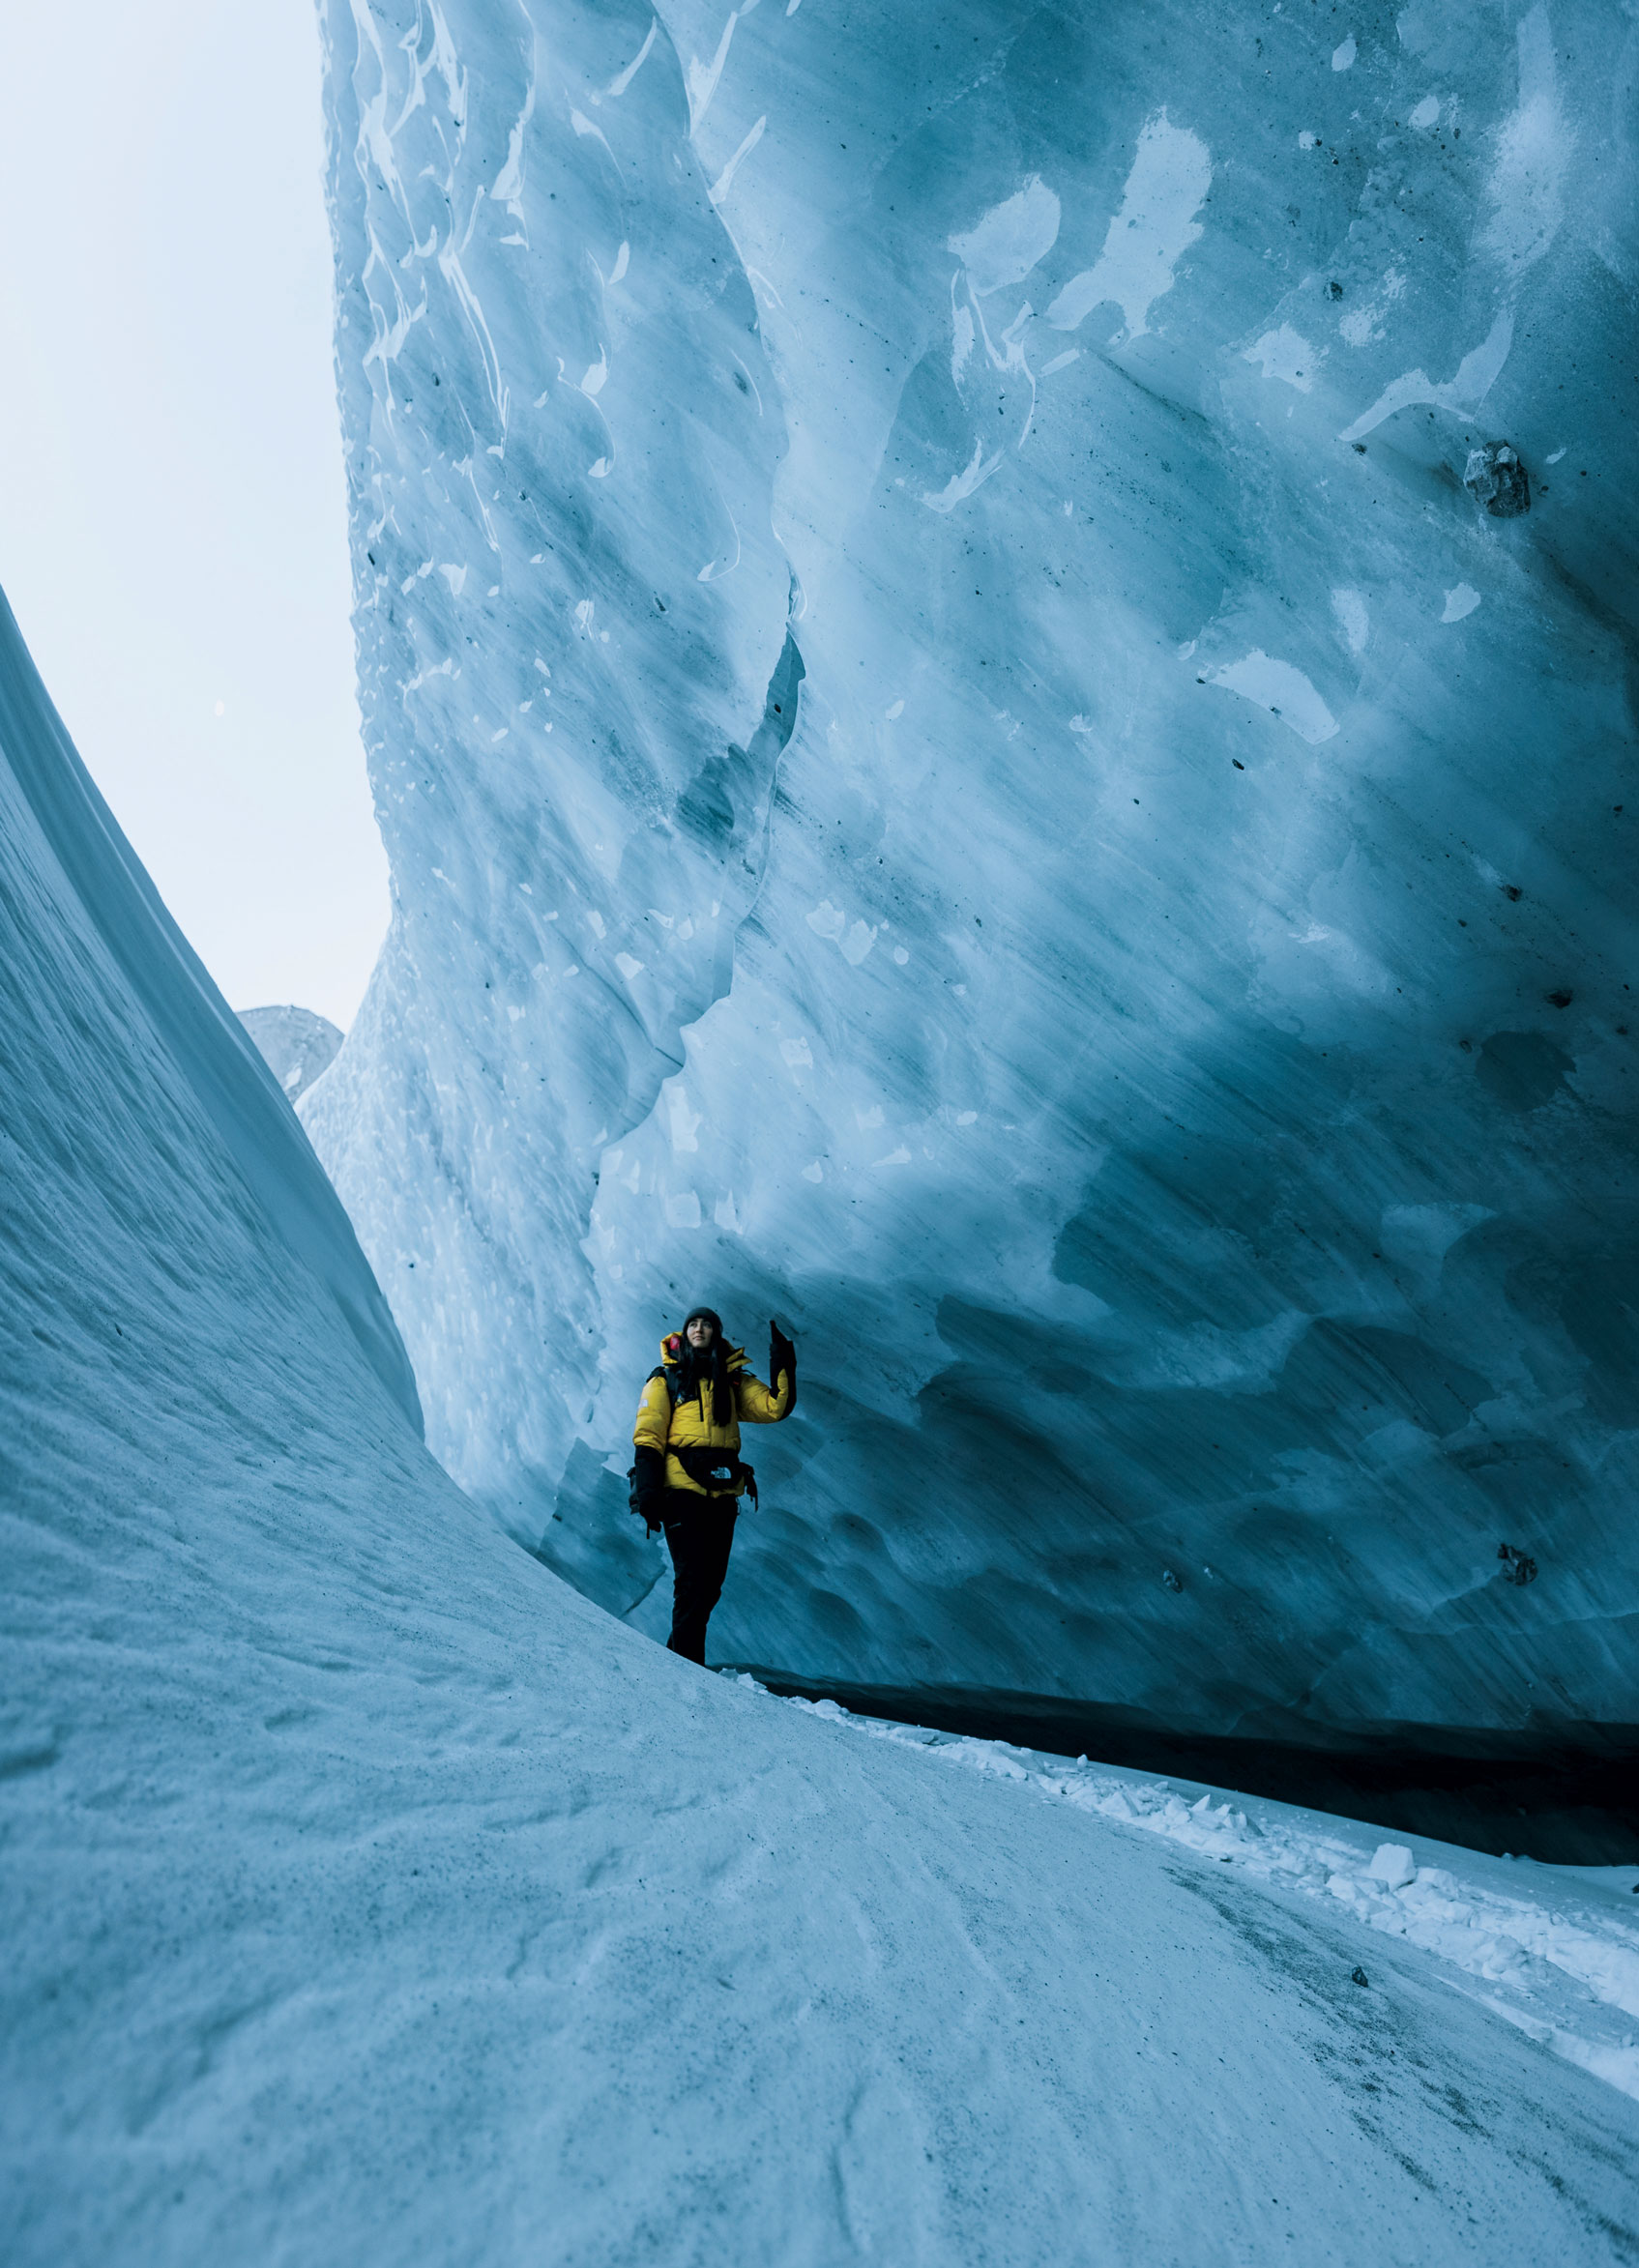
[16,568,1639,2259]
[304,0,1639,1737]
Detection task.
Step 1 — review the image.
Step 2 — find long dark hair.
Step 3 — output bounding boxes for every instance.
[677,1309,733,1425]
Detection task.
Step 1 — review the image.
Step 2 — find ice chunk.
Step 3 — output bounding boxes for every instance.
[1368,1844,1418,1891]
[239,1003,343,1104]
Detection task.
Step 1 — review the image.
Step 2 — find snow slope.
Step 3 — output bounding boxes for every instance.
[5,584,1639,2259]
[307,0,1639,1739]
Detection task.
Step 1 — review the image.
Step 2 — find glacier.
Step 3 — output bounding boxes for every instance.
[304,0,1639,1748]
[6,566,1639,2261]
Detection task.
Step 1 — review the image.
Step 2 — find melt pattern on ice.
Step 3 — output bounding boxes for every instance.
[308,0,1639,1737]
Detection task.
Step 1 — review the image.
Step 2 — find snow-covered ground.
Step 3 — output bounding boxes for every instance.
[5,582,1638,2263]
[755,1681,1639,2106]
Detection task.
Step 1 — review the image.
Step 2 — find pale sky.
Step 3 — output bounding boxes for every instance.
[0,1,387,1030]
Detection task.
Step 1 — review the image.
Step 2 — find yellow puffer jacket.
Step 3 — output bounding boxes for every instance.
[632,1334,793,1497]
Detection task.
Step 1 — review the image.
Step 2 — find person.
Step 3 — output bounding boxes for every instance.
[630,1306,796,1664]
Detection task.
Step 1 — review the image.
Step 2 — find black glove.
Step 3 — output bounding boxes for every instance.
[629,1447,666,1533]
[769,1322,797,1410]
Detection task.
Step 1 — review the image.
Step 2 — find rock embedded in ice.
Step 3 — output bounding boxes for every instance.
[239,1003,343,1103]
[1464,442,1531,518]
[309,0,1639,1744]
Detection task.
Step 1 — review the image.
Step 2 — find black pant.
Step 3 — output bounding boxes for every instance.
[662,1491,739,1664]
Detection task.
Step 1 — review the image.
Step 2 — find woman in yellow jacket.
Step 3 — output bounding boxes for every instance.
[630,1305,796,1663]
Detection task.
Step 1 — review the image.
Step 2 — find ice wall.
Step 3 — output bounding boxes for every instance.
[18,576,1635,2266]
[310,0,1639,1738]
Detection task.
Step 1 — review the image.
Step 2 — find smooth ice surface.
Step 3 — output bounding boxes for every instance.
[6,584,1639,2261]
[239,1003,345,1104]
[307,1,1639,1738]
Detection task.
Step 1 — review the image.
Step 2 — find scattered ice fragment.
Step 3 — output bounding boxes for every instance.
[956,1110,978,1125]
[951,299,975,384]
[1243,325,1319,392]
[779,1036,813,1070]
[921,436,1003,514]
[666,1085,700,1152]
[664,1190,702,1228]
[709,115,768,207]
[1442,584,1481,624]
[1478,5,1566,281]
[605,19,656,98]
[1047,112,1212,337]
[805,901,847,942]
[801,1160,824,1182]
[1332,34,1358,71]
[949,176,1062,296]
[1546,446,1566,463]
[1338,308,1513,443]
[855,1105,885,1131]
[1368,1843,1417,1890]
[841,920,878,966]
[1206,652,1338,742]
[873,1148,914,1167]
[886,699,904,720]
[1331,589,1370,654]
[1068,714,1095,735]
[893,946,909,966]
[1410,94,1441,129]
[1298,131,1317,150]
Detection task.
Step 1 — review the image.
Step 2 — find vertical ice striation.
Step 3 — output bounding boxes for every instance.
[311,1,1639,1737]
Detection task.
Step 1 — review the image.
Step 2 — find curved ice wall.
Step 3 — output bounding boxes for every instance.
[309,0,1639,1738]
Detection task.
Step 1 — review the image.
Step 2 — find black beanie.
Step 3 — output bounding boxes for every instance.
[682,1305,724,1339]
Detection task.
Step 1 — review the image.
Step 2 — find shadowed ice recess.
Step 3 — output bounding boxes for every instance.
[302,0,1639,1760]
